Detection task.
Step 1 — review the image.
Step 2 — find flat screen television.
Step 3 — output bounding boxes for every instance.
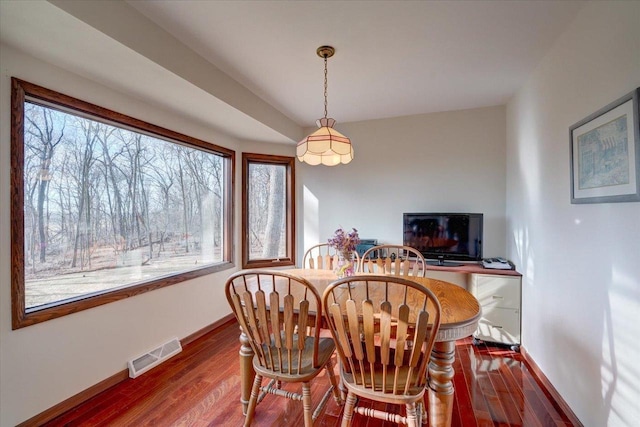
[403,213,483,266]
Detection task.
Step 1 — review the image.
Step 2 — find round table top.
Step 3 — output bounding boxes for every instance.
[266,268,482,342]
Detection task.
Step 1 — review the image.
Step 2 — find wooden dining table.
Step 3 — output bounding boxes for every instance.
[235,268,481,427]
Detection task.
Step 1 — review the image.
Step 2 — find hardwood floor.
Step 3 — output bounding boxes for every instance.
[43,321,578,426]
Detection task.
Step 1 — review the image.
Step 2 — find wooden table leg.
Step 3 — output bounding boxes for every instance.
[428,340,456,427]
[239,328,255,415]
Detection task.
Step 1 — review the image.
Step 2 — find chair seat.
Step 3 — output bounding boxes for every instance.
[340,347,426,400]
[254,336,336,382]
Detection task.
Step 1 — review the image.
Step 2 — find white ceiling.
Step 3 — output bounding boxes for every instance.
[1,0,585,143]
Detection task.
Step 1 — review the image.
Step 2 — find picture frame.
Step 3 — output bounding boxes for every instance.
[570,88,640,204]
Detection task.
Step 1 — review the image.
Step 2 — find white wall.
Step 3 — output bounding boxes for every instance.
[506,2,640,426]
[297,106,507,262]
[0,44,243,426]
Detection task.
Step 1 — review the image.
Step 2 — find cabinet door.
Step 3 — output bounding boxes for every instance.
[474,307,520,345]
[472,274,520,309]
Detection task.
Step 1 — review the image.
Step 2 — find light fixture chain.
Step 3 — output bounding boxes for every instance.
[323,54,328,119]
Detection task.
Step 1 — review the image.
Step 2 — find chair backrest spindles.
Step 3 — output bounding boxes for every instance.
[360,244,427,277]
[226,270,323,376]
[323,275,441,397]
[302,243,360,271]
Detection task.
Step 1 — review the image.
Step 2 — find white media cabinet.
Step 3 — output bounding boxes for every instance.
[425,263,522,351]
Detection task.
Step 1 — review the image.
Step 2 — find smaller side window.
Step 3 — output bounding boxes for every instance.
[242,153,295,268]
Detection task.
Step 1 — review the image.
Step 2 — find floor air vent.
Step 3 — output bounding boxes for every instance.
[128,337,182,378]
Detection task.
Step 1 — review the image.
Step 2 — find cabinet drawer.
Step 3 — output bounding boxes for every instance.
[474,307,520,345]
[472,275,520,309]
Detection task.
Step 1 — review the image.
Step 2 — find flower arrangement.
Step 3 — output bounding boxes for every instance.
[328,227,360,278]
[328,227,360,253]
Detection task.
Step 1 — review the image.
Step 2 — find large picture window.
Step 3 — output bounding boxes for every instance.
[242,153,295,268]
[11,78,235,329]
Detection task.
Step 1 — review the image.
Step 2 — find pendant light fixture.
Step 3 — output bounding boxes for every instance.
[297,46,354,166]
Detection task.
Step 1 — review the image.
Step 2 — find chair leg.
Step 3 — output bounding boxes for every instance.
[341,391,357,427]
[302,382,313,427]
[325,358,343,405]
[416,401,424,425]
[405,402,418,427]
[244,374,262,427]
[340,382,348,402]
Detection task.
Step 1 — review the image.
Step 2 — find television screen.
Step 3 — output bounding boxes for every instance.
[403,213,483,265]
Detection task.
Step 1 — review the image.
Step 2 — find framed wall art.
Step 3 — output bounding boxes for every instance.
[570,88,640,204]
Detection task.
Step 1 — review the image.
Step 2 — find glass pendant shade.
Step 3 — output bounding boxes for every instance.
[297,118,354,166]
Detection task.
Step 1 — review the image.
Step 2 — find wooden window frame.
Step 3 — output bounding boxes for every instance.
[242,153,296,268]
[10,78,235,329]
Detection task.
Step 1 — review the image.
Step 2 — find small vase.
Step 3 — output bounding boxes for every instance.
[335,251,355,279]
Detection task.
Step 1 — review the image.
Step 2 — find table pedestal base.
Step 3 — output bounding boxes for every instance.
[428,340,456,427]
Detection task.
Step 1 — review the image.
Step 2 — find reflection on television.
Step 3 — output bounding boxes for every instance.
[403,213,483,265]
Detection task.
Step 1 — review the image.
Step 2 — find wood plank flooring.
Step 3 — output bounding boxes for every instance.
[43,321,578,426]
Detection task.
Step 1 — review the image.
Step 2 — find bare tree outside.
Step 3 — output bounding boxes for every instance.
[247,163,286,260]
[24,104,66,264]
[22,101,226,309]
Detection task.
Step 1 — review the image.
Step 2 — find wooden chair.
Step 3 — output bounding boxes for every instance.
[302,243,360,272]
[225,270,343,426]
[360,245,427,277]
[323,275,442,427]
